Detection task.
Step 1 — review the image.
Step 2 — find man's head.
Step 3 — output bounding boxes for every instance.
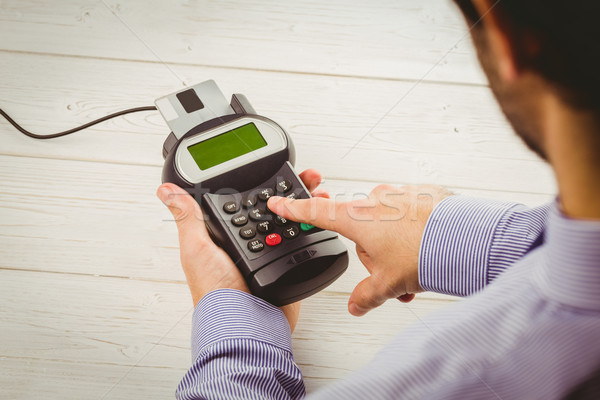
[453,0,600,161]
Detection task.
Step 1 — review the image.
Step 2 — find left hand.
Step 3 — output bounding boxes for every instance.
[156,169,327,332]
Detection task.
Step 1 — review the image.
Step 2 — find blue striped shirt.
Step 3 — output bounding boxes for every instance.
[176,196,600,399]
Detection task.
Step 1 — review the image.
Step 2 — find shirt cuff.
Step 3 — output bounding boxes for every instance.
[191,289,292,362]
[418,196,521,296]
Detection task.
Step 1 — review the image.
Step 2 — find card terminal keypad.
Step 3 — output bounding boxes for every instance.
[212,169,320,260]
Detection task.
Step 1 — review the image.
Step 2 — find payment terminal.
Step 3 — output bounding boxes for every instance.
[156,80,348,306]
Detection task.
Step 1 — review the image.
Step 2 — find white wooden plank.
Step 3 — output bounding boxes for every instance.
[0,1,555,398]
[0,155,553,299]
[0,0,486,85]
[0,358,186,400]
[0,269,455,395]
[1,52,556,194]
[0,271,191,368]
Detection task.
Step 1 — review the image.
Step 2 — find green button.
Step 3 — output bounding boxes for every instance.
[300,223,315,231]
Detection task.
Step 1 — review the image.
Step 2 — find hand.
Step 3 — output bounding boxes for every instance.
[156,169,327,332]
[268,184,452,316]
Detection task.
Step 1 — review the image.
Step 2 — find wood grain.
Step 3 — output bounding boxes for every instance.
[0,155,553,300]
[0,0,486,84]
[1,52,556,194]
[0,358,187,400]
[0,269,453,395]
[0,1,558,397]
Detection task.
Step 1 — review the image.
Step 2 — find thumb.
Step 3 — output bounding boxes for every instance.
[348,275,394,316]
[157,183,211,249]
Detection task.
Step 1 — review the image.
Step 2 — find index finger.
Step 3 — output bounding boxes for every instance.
[267,196,361,239]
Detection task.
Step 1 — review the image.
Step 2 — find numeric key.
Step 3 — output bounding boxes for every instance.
[257,220,274,234]
[274,215,289,226]
[258,188,275,201]
[276,179,293,193]
[242,194,258,208]
[283,225,300,239]
[249,208,267,221]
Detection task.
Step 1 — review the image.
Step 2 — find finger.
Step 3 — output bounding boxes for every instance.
[298,169,323,192]
[397,293,415,303]
[267,196,355,237]
[311,190,330,199]
[348,276,393,316]
[355,244,373,273]
[157,183,212,250]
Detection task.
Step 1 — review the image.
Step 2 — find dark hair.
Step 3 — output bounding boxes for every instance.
[454,0,600,111]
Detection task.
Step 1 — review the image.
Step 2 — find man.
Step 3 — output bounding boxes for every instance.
[157,0,600,398]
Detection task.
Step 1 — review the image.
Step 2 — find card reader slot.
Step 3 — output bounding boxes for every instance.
[249,239,348,306]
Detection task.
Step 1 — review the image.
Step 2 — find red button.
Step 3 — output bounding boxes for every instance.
[265,233,282,246]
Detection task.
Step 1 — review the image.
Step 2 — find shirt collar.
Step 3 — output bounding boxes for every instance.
[534,201,600,310]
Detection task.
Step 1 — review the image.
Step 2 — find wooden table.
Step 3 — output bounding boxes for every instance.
[0,1,555,398]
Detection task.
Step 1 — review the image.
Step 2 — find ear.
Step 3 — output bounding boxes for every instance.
[471,0,518,82]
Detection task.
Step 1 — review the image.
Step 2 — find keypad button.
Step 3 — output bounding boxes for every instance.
[276,179,293,193]
[258,188,275,201]
[300,223,315,231]
[223,201,239,214]
[242,194,258,208]
[248,239,265,252]
[265,233,282,246]
[256,220,274,234]
[274,215,289,226]
[239,227,256,239]
[283,225,300,239]
[286,192,299,200]
[231,214,248,227]
[248,208,267,221]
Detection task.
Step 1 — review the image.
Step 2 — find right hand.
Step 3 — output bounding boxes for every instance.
[268,183,452,316]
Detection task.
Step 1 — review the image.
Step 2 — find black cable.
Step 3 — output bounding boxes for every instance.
[0,106,157,139]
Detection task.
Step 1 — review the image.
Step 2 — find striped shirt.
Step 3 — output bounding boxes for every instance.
[176,196,600,399]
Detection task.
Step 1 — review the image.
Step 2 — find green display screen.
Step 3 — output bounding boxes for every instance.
[187,123,268,170]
